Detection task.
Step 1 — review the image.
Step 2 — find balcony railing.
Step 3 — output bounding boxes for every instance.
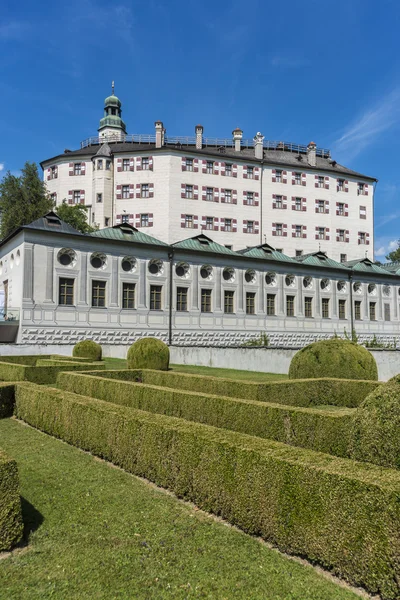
[80,134,330,157]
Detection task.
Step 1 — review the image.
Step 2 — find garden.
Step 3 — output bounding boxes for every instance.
[1,337,399,599]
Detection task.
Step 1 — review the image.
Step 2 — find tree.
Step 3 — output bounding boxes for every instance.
[0,162,54,239]
[55,202,98,234]
[386,243,400,263]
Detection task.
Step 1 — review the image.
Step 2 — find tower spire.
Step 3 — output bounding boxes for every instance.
[111,80,115,95]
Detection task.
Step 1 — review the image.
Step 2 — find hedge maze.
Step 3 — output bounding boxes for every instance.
[1,343,400,599]
[0,354,105,384]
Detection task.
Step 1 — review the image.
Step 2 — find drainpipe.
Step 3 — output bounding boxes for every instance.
[349,272,354,336]
[168,250,174,345]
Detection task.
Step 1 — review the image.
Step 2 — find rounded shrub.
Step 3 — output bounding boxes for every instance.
[72,340,102,361]
[288,338,378,381]
[350,379,400,468]
[127,337,169,371]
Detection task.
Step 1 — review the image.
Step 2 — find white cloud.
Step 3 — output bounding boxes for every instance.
[0,163,4,172]
[374,239,398,258]
[333,87,400,161]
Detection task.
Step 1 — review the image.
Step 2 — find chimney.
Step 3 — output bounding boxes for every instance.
[307,141,317,167]
[195,125,203,149]
[232,128,243,152]
[253,132,264,159]
[155,121,164,148]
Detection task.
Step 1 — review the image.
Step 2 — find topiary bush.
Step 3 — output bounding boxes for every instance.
[288,338,378,381]
[127,337,169,371]
[351,378,400,468]
[72,340,102,361]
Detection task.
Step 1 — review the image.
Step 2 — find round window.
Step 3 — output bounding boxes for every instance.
[265,272,277,286]
[15,250,21,267]
[148,259,163,275]
[90,252,107,269]
[58,248,76,267]
[175,262,190,278]
[353,282,362,294]
[223,267,235,282]
[383,285,390,297]
[285,274,295,287]
[121,257,136,273]
[9,254,14,270]
[245,269,256,283]
[337,280,346,292]
[320,278,330,291]
[200,265,213,280]
[303,276,313,289]
[368,283,376,295]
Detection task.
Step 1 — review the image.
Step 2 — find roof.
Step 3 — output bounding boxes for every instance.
[95,143,112,157]
[172,234,238,256]
[40,141,376,180]
[344,258,390,275]
[237,243,297,263]
[294,251,349,270]
[90,223,168,246]
[23,211,83,236]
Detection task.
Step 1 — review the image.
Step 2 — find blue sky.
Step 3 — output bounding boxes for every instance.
[1,0,400,258]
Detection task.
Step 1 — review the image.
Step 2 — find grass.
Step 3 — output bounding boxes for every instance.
[103,357,287,381]
[0,418,359,600]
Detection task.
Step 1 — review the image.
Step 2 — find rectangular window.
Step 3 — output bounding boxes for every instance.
[122,283,136,309]
[201,289,212,313]
[276,223,283,236]
[106,160,111,170]
[225,245,232,250]
[318,200,325,213]
[384,303,391,321]
[142,157,149,170]
[97,159,103,170]
[247,191,254,205]
[318,227,325,240]
[121,214,129,223]
[318,176,324,188]
[339,299,346,320]
[140,214,149,227]
[247,166,254,179]
[338,202,345,216]
[92,280,106,308]
[206,161,214,174]
[122,158,129,171]
[206,187,213,201]
[340,254,347,263]
[50,166,58,179]
[73,190,81,204]
[59,278,74,306]
[224,290,234,314]
[295,197,302,211]
[104,217,110,227]
[176,287,188,312]
[185,215,193,228]
[225,163,232,176]
[50,192,57,203]
[246,292,256,315]
[74,163,81,176]
[359,205,366,219]
[275,170,282,183]
[96,193,102,203]
[246,220,254,234]
[295,249,303,257]
[286,295,295,317]
[359,232,366,244]
[122,185,129,199]
[150,285,162,310]
[304,297,313,318]
[295,225,302,238]
[185,185,193,199]
[266,294,276,316]
[354,300,362,321]
[206,217,214,230]
[322,298,330,318]
[225,189,232,203]
[338,179,344,191]
[186,158,193,171]
[369,302,376,321]
[224,218,232,232]
[141,184,149,198]
[357,183,365,195]
[295,172,301,185]
[275,195,283,208]
[338,229,345,242]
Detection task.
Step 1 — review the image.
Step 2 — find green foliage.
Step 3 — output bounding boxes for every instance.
[241,333,270,347]
[343,328,358,343]
[0,357,105,384]
[127,338,169,370]
[386,241,400,262]
[57,371,353,457]
[351,379,400,469]
[0,449,23,551]
[0,162,53,239]
[0,384,16,419]
[364,335,397,349]
[73,341,102,361]
[14,382,400,598]
[289,338,378,381]
[55,202,98,233]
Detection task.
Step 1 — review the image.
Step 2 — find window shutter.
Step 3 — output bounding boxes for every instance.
[302,198,307,211]
[81,162,86,175]
[336,202,339,216]
[181,184,186,199]
[336,229,340,243]
[315,200,319,213]
[149,183,154,198]
[116,184,122,200]
[315,175,319,188]
[272,169,276,183]
[194,159,199,173]
[232,190,237,204]
[315,226,319,240]
[344,180,349,193]
[214,162,220,175]
[202,160,207,174]
[181,157,186,171]
[233,164,238,178]
[181,214,186,228]
[80,190,85,204]
[255,167,260,180]
[326,227,330,241]
[292,172,296,185]
[128,214,134,224]
[202,186,206,200]
[148,213,154,227]
[366,232,370,245]
[136,183,141,198]
[346,230,350,243]
[194,185,199,200]
[149,156,153,171]
[243,220,247,234]
[302,225,307,238]
[220,188,225,203]
[69,162,74,176]
[220,162,226,176]
[115,214,122,224]
[117,158,122,172]
[68,190,73,204]
[214,217,219,231]
[272,194,276,209]
[365,183,369,196]
[47,168,51,181]
[135,214,141,227]
[130,157,135,171]
[243,191,247,205]
[283,224,288,237]
[232,218,237,232]
[255,221,259,234]
[201,216,206,230]
[272,223,276,236]
[282,171,287,184]
[129,184,134,199]
[255,192,259,207]
[302,173,306,186]
[194,215,199,229]
[243,165,248,179]
[325,201,329,215]
[324,176,329,189]
[220,218,225,232]
[136,157,142,171]
[291,197,296,210]
[292,224,296,238]
[283,196,287,209]
[345,203,349,217]
[214,188,219,202]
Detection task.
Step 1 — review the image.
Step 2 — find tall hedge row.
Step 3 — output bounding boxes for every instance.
[0,360,105,384]
[0,449,23,551]
[57,372,353,457]
[14,382,400,599]
[0,384,16,419]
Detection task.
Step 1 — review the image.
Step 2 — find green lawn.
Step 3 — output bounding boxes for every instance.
[103,357,287,381]
[0,418,358,600]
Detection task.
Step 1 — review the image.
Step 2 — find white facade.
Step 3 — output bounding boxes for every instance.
[41,92,376,262]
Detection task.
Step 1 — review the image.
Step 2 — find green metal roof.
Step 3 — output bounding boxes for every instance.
[381,262,400,275]
[104,95,121,107]
[90,224,168,246]
[172,234,238,256]
[344,258,390,275]
[294,252,349,270]
[237,244,297,263]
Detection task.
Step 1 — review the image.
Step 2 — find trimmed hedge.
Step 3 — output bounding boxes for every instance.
[351,380,400,469]
[80,369,380,408]
[0,360,105,384]
[0,384,16,419]
[14,382,400,599]
[73,341,102,361]
[127,338,169,371]
[57,372,353,457]
[0,449,23,551]
[289,339,378,381]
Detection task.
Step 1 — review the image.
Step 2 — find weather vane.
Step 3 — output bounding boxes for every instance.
[111,81,115,95]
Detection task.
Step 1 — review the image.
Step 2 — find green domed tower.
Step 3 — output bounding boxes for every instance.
[98,82,127,141]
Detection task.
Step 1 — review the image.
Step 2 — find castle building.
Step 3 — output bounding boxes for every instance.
[41,88,376,262]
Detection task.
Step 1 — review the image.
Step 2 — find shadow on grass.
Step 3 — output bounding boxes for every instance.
[20,496,44,542]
